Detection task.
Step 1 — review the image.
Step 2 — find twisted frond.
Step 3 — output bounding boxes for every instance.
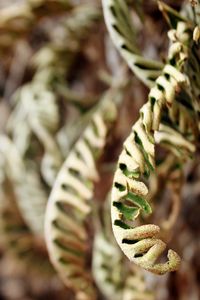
[110,14,198,274]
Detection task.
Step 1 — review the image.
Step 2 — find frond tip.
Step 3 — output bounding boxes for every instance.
[112,205,181,275]
[119,223,181,275]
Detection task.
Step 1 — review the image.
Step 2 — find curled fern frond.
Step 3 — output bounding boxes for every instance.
[110,14,198,274]
[45,90,119,299]
[102,0,164,87]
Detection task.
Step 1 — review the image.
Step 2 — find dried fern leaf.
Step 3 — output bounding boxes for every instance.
[110,13,199,275]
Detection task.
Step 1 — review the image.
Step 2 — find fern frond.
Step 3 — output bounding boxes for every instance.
[147,153,183,241]
[182,0,200,25]
[7,4,101,187]
[158,1,188,29]
[92,196,155,300]
[110,13,198,274]
[159,2,200,131]
[102,0,164,87]
[93,231,123,300]
[161,166,183,233]
[44,90,119,299]
[122,266,154,300]
[7,83,62,187]
[0,135,46,235]
[0,177,53,276]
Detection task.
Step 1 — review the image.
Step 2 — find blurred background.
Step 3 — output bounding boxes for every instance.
[0,0,199,299]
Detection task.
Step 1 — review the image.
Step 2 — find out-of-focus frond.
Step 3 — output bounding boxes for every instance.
[0,135,46,235]
[0,177,53,276]
[102,0,164,88]
[7,4,101,187]
[45,88,122,299]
